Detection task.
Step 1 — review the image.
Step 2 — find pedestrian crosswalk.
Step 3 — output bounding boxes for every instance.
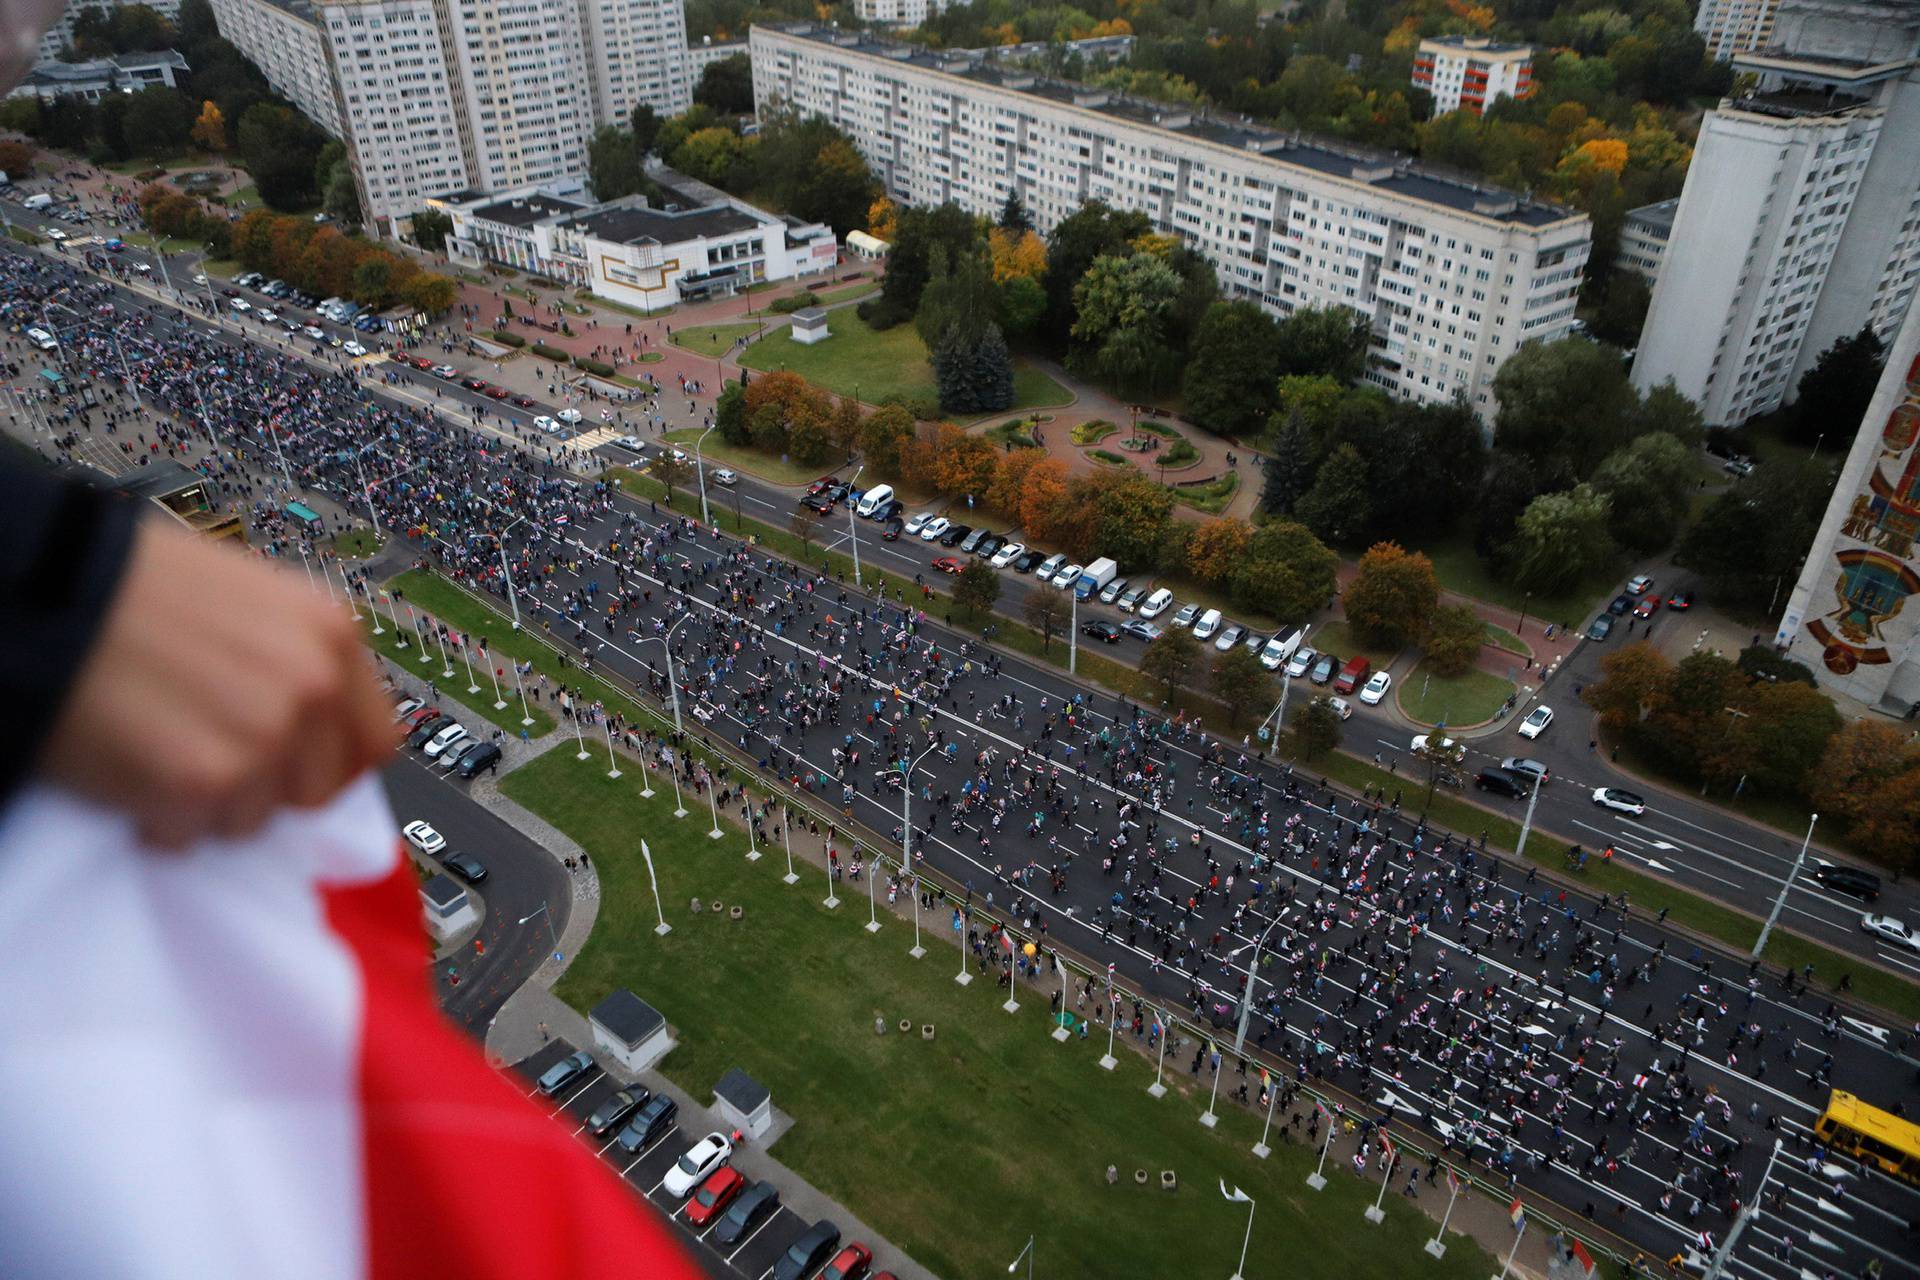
[567,424,623,452]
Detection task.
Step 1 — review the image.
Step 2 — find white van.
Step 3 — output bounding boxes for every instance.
[25,327,56,351]
[1259,626,1305,671]
[1192,608,1223,641]
[856,483,894,519]
[1138,587,1174,619]
[22,193,53,211]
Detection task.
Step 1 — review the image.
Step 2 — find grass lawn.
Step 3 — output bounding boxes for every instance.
[662,428,824,487]
[120,231,192,252]
[1173,471,1239,515]
[1482,623,1529,656]
[814,281,880,304]
[1396,663,1513,728]
[332,528,385,559]
[227,184,261,209]
[359,612,554,737]
[1089,449,1134,467]
[671,321,765,359]
[1308,620,1399,670]
[7,225,43,246]
[1423,534,1617,634]
[503,745,1496,1280]
[742,312,1072,413]
[1009,363,1073,409]
[199,257,241,279]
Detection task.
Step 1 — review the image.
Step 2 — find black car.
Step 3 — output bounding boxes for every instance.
[938,523,972,548]
[615,1094,678,1155]
[586,1087,648,1136]
[442,851,489,884]
[1080,621,1122,644]
[1607,594,1632,616]
[455,742,502,779]
[772,1220,843,1280]
[872,499,903,523]
[536,1050,597,1097]
[711,1179,781,1247]
[1474,767,1530,799]
[880,519,904,542]
[1667,591,1695,611]
[1811,863,1881,902]
[1586,615,1614,642]
[802,493,835,515]
[1012,550,1043,573]
[405,714,451,748]
[974,534,1005,559]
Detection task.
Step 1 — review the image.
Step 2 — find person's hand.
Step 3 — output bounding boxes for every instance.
[38,518,399,848]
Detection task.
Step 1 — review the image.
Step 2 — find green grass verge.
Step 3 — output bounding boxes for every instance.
[332,528,385,559]
[1482,623,1529,656]
[1010,363,1073,409]
[1423,534,1616,635]
[360,612,555,737]
[227,183,260,209]
[1173,471,1239,515]
[1161,439,1200,468]
[8,225,43,246]
[503,744,1496,1280]
[1308,620,1400,670]
[671,321,764,358]
[661,428,824,486]
[814,281,880,304]
[1396,664,1514,728]
[742,310,933,405]
[199,257,241,279]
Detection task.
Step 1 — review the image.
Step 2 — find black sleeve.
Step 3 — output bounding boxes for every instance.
[0,456,139,802]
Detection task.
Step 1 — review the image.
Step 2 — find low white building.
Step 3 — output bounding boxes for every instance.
[436,185,837,312]
[1411,36,1534,116]
[9,50,188,101]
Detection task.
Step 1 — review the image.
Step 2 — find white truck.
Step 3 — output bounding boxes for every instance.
[1075,557,1118,600]
[22,193,53,210]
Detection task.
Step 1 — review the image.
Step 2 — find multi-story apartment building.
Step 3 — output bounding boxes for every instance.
[1694,0,1782,60]
[750,22,1590,414]
[685,36,745,88]
[853,0,959,27]
[1617,198,1678,284]
[1410,36,1533,116]
[208,0,697,233]
[10,50,189,101]
[37,0,182,62]
[1631,0,1920,426]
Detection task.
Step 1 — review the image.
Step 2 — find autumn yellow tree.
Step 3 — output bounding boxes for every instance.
[1810,720,1920,825]
[866,196,897,241]
[987,226,1046,283]
[190,101,227,153]
[1186,518,1253,587]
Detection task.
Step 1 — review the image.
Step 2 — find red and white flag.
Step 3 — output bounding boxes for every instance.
[0,779,702,1280]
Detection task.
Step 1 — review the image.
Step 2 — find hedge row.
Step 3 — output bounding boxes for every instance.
[531,343,569,361]
[573,356,614,376]
[770,290,819,314]
[490,331,527,348]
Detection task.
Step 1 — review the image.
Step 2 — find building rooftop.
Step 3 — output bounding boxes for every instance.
[590,990,665,1046]
[761,23,1576,228]
[420,874,466,909]
[112,459,208,503]
[1418,34,1532,54]
[714,1068,770,1112]
[470,193,586,228]
[565,202,761,245]
[1730,87,1874,118]
[22,49,189,86]
[1625,197,1681,234]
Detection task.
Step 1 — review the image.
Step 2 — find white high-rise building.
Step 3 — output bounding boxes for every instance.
[750,22,1590,415]
[1630,0,1920,427]
[853,0,960,27]
[37,0,183,62]
[1410,36,1533,116]
[1695,0,1783,59]
[208,0,696,232]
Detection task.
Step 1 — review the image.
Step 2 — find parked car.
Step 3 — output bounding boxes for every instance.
[406,715,451,748]
[433,735,479,770]
[1320,695,1353,721]
[1632,595,1663,619]
[1121,619,1161,642]
[1359,670,1392,705]
[772,1221,844,1280]
[1332,656,1371,695]
[614,1094,677,1155]
[1012,551,1044,574]
[1285,647,1316,679]
[423,722,470,758]
[1667,590,1696,612]
[959,527,989,554]
[1099,577,1129,605]
[1036,553,1067,581]
[1517,705,1554,740]
[918,516,951,542]
[1591,787,1648,816]
[823,1243,874,1280]
[455,743,502,778]
[1586,616,1614,642]
[1117,585,1146,612]
[1081,621,1122,643]
[1192,609,1222,640]
[974,534,1005,559]
[393,696,424,720]
[441,852,488,884]
[710,1179,780,1247]
[535,1050,596,1097]
[990,541,1025,569]
[1171,603,1201,629]
[1052,563,1082,590]
[662,1132,734,1198]
[1626,573,1654,596]
[1607,595,1633,616]
[684,1166,746,1227]
[401,820,446,855]
[1138,588,1174,619]
[1307,652,1338,684]
[585,1088,647,1137]
[1213,624,1244,652]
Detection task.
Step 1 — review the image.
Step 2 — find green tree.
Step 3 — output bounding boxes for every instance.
[1068,252,1181,394]
[323,165,360,229]
[1493,338,1639,482]
[1810,720,1920,826]
[589,125,644,199]
[693,52,754,114]
[629,104,662,157]
[1292,696,1343,761]
[1232,521,1338,619]
[1510,484,1615,593]
[1591,432,1693,554]
[1678,455,1833,611]
[715,381,749,446]
[787,138,874,237]
[1259,411,1316,516]
[1182,301,1280,437]
[953,559,1001,618]
[1041,200,1151,351]
[1344,542,1439,649]
[1852,768,1920,874]
[876,202,983,324]
[932,322,1015,414]
[1092,474,1176,570]
[1633,378,1705,446]
[121,85,194,161]
[671,125,744,187]
[350,256,392,306]
[236,103,326,210]
[411,207,452,252]
[1142,628,1200,704]
[916,245,994,348]
[655,452,692,507]
[858,404,916,478]
[1721,680,1842,797]
[998,190,1032,232]
[1210,646,1271,727]
[1582,643,1674,735]
[1274,305,1372,383]
[1423,604,1485,678]
[1293,443,1372,546]
[1790,325,1887,446]
[1023,587,1069,652]
[997,274,1046,341]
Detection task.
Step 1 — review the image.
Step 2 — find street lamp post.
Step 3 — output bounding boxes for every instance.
[781,806,800,885]
[604,719,621,779]
[693,423,716,527]
[517,901,557,961]
[668,750,688,819]
[1515,770,1544,859]
[956,903,972,986]
[1007,1236,1034,1280]
[864,844,882,934]
[1229,910,1287,1057]
[637,839,671,936]
[640,612,693,733]
[1147,1010,1168,1096]
[1755,814,1818,959]
[903,743,940,953]
[636,741,655,798]
[822,833,840,910]
[1252,1069,1278,1157]
[744,794,760,861]
[845,464,865,588]
[705,772,723,840]
[1703,1139,1783,1280]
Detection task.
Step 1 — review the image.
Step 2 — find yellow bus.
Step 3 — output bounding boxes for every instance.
[1813,1090,1920,1185]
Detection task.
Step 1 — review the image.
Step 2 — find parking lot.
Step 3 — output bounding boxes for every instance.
[510,1042,889,1280]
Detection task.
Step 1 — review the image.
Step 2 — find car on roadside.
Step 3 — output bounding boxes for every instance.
[406,715,452,749]
[1607,595,1633,616]
[1861,913,1919,952]
[1081,621,1122,643]
[1411,733,1465,763]
[918,516,951,542]
[684,1166,746,1227]
[973,533,1005,559]
[302,325,327,340]
[1632,595,1663,619]
[460,376,488,392]
[389,349,413,365]
[1318,695,1352,721]
[1171,603,1200,629]
[1811,860,1882,902]
[1036,553,1067,581]
[802,492,835,515]
[535,1050,596,1097]
[1307,651,1337,684]
[662,1132,734,1198]
[454,742,502,779]
[904,512,933,536]
[1052,562,1082,590]
[823,1243,874,1280]
[881,520,904,541]
[773,1221,844,1280]
[931,556,964,574]
[433,734,479,770]
[433,364,458,379]
[511,394,536,408]
[1359,670,1392,705]
[534,415,557,434]
[1591,787,1647,816]
[441,852,488,884]
[1500,757,1551,786]
[1012,550,1044,574]
[959,527,989,554]
[1517,705,1554,740]
[710,1177,780,1244]
[614,1094,677,1155]
[990,541,1025,569]
[401,820,446,855]
[1139,588,1174,619]
[1214,624,1245,652]
[1283,647,1315,680]
[1121,619,1161,642]
[556,408,584,424]
[1586,616,1614,642]
[1117,585,1146,612]
[423,722,470,757]
[1722,456,1754,477]
[393,696,425,720]
[585,1087,647,1137]
[938,524,973,548]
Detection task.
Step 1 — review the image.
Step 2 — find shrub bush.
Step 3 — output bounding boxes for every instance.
[1162,439,1200,468]
[573,356,614,376]
[1070,419,1117,446]
[771,290,819,314]
[531,343,569,361]
[489,331,526,348]
[135,168,167,182]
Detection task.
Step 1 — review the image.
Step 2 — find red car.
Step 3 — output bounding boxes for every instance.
[931,556,964,574]
[404,706,442,728]
[805,476,839,497]
[512,394,536,408]
[684,1166,744,1227]
[1632,594,1664,619]
[409,355,435,370]
[823,1243,872,1280]
[483,385,509,400]
[388,349,412,364]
